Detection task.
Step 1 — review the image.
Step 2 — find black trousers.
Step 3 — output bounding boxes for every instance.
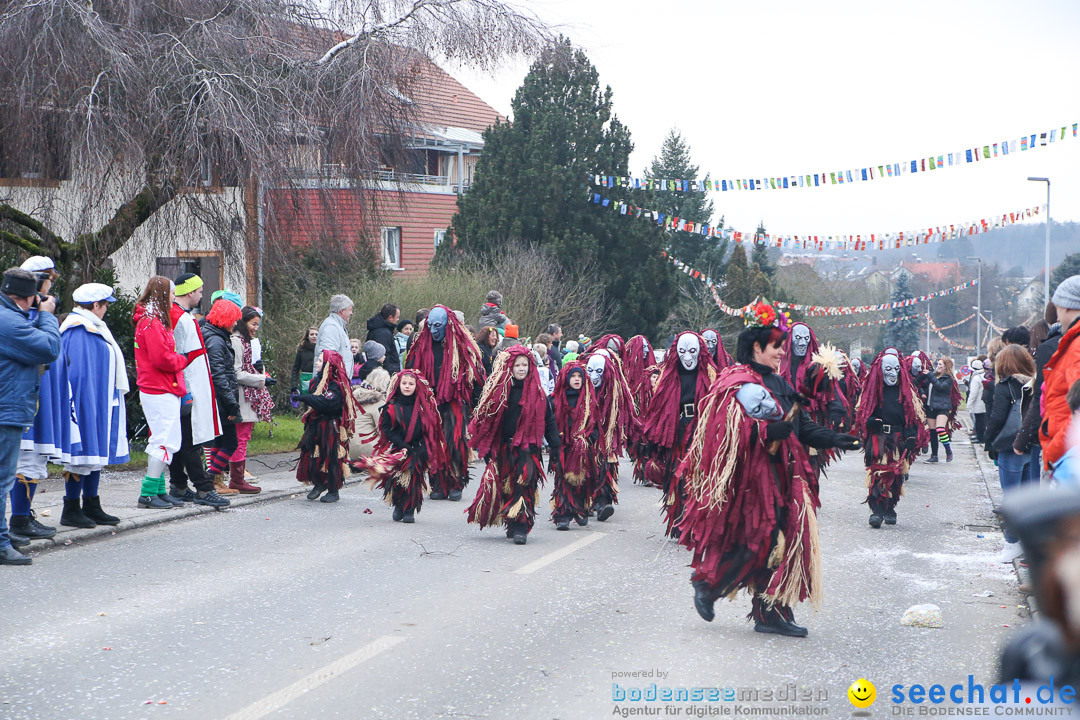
[973,413,986,443]
[169,412,213,492]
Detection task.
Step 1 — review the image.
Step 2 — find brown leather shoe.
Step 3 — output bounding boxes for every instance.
[213,474,239,495]
[228,462,261,494]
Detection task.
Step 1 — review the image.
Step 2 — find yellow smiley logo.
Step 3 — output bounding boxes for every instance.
[848,678,876,708]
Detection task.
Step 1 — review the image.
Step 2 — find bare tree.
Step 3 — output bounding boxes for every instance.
[0,0,550,288]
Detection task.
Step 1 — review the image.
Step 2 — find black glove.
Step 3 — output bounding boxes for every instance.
[904,437,917,453]
[867,418,883,434]
[829,411,845,427]
[765,421,794,442]
[290,386,299,396]
[548,452,562,474]
[254,360,265,373]
[264,377,278,387]
[834,433,860,451]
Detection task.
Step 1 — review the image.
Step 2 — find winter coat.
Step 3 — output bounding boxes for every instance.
[200,320,241,420]
[985,374,1033,452]
[348,384,387,460]
[231,334,267,424]
[1016,325,1063,454]
[314,312,353,379]
[0,293,61,427]
[478,302,508,333]
[291,345,316,392]
[365,314,401,374]
[133,305,191,397]
[967,370,986,414]
[1041,318,1080,466]
[172,304,221,443]
[394,332,409,359]
[479,343,494,375]
[926,373,956,415]
[357,358,383,383]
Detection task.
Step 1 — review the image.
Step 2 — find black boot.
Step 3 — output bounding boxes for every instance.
[884,508,897,525]
[945,445,953,462]
[692,580,715,622]
[575,513,588,527]
[430,488,447,500]
[775,604,809,637]
[306,483,325,501]
[82,497,120,526]
[926,454,939,463]
[555,517,570,531]
[868,510,883,528]
[10,513,56,539]
[751,597,807,638]
[320,487,340,503]
[392,504,404,522]
[447,489,462,501]
[61,497,97,529]
[402,510,415,524]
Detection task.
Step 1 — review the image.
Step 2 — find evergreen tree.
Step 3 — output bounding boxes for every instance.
[1051,252,1080,296]
[449,38,675,336]
[645,129,725,273]
[883,273,920,352]
[750,221,775,279]
[723,244,771,308]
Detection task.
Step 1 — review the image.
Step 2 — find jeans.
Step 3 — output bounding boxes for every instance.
[0,425,24,550]
[1027,445,1042,483]
[998,449,1035,543]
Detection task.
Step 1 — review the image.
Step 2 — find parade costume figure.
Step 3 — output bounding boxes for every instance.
[359,370,448,523]
[57,285,130,529]
[676,302,859,638]
[550,362,598,530]
[594,333,625,356]
[622,335,654,484]
[854,352,928,528]
[641,332,718,535]
[851,356,869,385]
[701,329,733,370]
[585,347,639,521]
[295,350,358,503]
[905,353,932,454]
[466,346,560,545]
[832,351,862,433]
[405,305,485,501]
[779,322,845,471]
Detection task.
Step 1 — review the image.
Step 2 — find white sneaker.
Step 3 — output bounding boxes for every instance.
[996,541,1022,564]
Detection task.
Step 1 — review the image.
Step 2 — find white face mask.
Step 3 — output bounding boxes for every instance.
[792,324,811,357]
[910,357,923,375]
[676,333,700,371]
[884,347,899,357]
[882,355,901,386]
[701,330,718,356]
[736,383,782,420]
[586,354,607,388]
[851,358,862,374]
[643,340,651,359]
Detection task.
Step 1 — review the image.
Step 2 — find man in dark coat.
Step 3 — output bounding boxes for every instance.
[366,303,402,374]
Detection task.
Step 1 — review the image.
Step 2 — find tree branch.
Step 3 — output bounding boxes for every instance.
[0,228,44,254]
[0,203,64,251]
[73,183,178,258]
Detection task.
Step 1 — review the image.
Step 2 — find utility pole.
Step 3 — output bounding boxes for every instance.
[1028,177,1051,307]
[967,256,982,354]
[926,304,931,356]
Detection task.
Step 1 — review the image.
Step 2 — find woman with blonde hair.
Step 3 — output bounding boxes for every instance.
[926,356,960,463]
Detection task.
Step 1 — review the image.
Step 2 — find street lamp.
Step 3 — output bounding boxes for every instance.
[967,256,982,354]
[1028,177,1050,307]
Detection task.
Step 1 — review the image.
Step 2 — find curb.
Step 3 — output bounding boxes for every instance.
[23,475,367,556]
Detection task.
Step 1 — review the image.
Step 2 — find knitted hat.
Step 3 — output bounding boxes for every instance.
[211,289,242,307]
[363,340,386,361]
[174,273,203,297]
[504,324,519,339]
[1052,275,1080,310]
[485,290,503,305]
[1,268,38,297]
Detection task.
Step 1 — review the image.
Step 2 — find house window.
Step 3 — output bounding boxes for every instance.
[433,229,446,249]
[382,227,402,269]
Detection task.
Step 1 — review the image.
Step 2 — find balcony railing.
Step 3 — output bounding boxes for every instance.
[287,165,469,191]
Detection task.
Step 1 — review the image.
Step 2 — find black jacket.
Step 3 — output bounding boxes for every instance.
[1015,326,1063,453]
[498,380,561,450]
[379,397,427,465]
[366,314,401,374]
[985,375,1033,451]
[199,321,240,419]
[291,346,315,391]
[751,361,840,450]
[298,372,343,418]
[926,374,956,415]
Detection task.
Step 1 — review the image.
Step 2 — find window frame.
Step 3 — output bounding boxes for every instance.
[381,226,402,270]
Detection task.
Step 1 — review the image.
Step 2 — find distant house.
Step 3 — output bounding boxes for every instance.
[898,259,961,285]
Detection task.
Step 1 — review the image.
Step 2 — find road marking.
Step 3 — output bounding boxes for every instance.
[222,635,405,720]
[513,532,606,575]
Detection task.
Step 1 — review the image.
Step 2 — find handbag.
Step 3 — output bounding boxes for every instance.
[991,382,1023,453]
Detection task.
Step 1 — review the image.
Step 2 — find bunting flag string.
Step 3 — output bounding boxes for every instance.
[929,314,977,351]
[665,250,978,316]
[933,312,977,331]
[593,122,1079,193]
[820,313,925,330]
[592,191,1042,252]
[979,312,1008,334]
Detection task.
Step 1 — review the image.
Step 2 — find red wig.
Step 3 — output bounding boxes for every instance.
[405,304,486,407]
[205,298,242,330]
[622,335,654,414]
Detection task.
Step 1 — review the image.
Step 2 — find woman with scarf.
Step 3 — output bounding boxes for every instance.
[295,350,359,504]
[854,351,928,528]
[230,306,275,494]
[466,346,560,545]
[677,301,859,638]
[641,332,718,536]
[359,369,448,523]
[56,284,131,527]
[550,361,598,530]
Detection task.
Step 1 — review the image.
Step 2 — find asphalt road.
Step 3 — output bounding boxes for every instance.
[0,436,1021,719]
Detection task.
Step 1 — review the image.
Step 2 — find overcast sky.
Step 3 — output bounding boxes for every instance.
[449,0,1080,244]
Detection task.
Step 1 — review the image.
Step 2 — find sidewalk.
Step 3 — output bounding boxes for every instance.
[16,452,349,555]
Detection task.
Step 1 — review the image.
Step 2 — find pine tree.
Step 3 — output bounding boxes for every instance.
[883,273,920,352]
[449,38,675,336]
[723,244,771,308]
[750,221,775,279]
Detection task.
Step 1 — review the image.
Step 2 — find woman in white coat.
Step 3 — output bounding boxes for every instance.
[229,306,276,493]
[967,358,987,442]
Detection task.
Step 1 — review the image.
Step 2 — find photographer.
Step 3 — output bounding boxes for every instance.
[0,267,61,566]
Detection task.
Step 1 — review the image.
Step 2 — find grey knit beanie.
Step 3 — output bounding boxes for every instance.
[1052,275,1080,310]
[363,340,386,361]
[485,290,503,305]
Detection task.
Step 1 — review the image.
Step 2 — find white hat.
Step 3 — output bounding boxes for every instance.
[971,359,983,371]
[72,283,117,304]
[20,256,55,273]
